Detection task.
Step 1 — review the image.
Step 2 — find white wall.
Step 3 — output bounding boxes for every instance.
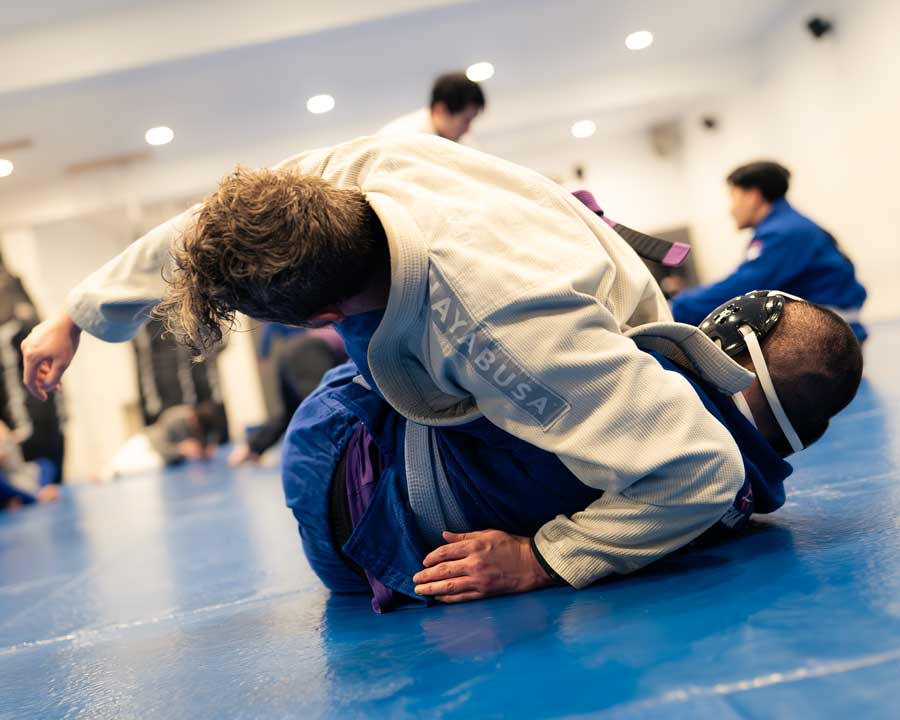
[491,0,900,323]
[499,124,692,233]
[680,0,900,320]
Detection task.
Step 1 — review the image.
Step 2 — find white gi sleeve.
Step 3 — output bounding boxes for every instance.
[532,469,740,589]
[66,206,199,342]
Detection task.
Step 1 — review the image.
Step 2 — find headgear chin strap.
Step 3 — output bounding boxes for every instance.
[731,390,757,429]
[737,324,804,453]
[699,290,805,453]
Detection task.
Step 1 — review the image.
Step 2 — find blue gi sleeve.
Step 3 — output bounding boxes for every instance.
[279,360,371,593]
[0,472,35,507]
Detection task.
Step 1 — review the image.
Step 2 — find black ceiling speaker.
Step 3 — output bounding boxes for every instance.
[807,16,833,39]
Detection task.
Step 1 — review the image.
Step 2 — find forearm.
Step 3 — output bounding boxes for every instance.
[533,460,743,589]
[247,414,290,455]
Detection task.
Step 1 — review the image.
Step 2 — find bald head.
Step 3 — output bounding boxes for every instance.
[736,300,863,454]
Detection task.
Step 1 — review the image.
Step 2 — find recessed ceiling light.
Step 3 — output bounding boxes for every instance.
[145,126,174,146]
[0,159,13,178]
[625,30,653,50]
[466,62,494,82]
[307,94,335,114]
[571,120,597,139]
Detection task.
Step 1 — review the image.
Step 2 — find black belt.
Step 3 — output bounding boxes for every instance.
[571,189,691,267]
[328,453,366,580]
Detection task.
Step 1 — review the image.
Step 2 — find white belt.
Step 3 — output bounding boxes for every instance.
[404,422,469,546]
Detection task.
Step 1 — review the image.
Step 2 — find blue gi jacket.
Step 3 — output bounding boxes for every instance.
[671,198,867,340]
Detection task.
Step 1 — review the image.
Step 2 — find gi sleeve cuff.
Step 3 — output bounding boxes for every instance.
[530,536,570,587]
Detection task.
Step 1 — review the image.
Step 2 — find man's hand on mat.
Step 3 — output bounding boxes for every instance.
[22,312,82,401]
[413,529,554,603]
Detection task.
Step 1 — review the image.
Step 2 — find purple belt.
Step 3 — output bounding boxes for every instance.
[344,424,403,613]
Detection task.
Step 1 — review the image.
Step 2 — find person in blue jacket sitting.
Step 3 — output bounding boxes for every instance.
[671,161,868,341]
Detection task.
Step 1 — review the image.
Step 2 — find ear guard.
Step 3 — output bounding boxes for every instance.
[699,291,785,357]
[699,290,805,453]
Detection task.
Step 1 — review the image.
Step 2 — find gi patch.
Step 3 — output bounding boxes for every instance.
[746,240,762,261]
[718,477,754,529]
[429,265,570,429]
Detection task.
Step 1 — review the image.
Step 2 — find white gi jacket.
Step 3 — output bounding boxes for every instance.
[67,134,752,587]
[377,108,437,137]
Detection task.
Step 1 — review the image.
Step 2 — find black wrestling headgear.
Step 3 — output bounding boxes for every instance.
[699,290,805,453]
[699,290,785,357]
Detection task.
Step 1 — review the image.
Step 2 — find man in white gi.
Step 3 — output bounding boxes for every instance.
[21,133,753,597]
[379,72,485,143]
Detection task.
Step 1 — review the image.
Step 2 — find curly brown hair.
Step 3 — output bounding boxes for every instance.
[154,165,387,356]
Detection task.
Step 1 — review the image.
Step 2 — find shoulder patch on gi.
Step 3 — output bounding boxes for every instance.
[428,264,570,429]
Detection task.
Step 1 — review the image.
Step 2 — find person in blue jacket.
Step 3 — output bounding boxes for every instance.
[671,161,868,341]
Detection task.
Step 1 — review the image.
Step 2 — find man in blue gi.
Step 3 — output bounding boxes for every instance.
[284,293,863,611]
[671,161,868,341]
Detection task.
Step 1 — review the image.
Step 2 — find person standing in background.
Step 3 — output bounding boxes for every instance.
[378,72,485,143]
[0,420,60,510]
[0,294,66,485]
[671,161,868,341]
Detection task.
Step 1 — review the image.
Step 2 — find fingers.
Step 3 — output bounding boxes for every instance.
[422,540,475,567]
[417,529,526,602]
[20,315,79,401]
[413,559,469,585]
[24,352,65,401]
[441,531,472,542]
[22,350,48,400]
[39,359,69,394]
[414,576,479,597]
[421,529,494,567]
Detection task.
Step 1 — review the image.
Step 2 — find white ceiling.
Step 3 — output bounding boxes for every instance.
[0,0,793,200]
[0,0,145,34]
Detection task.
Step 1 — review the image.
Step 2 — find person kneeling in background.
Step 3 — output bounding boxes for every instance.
[100,401,226,481]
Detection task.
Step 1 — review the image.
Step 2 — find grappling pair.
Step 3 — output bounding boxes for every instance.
[22,135,862,611]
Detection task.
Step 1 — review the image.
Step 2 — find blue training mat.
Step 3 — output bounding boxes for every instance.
[1,322,899,719]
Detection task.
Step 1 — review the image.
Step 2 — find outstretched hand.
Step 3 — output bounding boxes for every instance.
[21,313,81,401]
[413,529,554,604]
